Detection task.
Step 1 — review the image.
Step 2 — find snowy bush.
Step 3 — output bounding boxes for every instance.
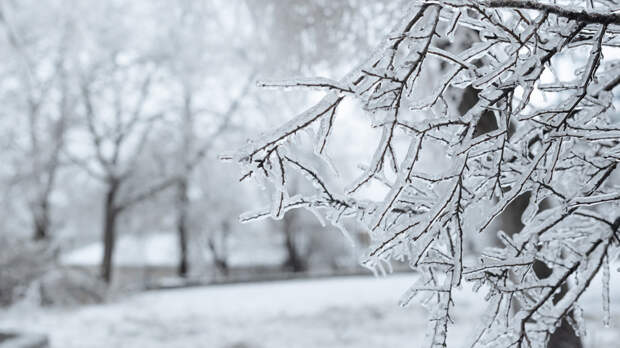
[0,240,51,306]
[234,1,620,347]
[37,268,106,307]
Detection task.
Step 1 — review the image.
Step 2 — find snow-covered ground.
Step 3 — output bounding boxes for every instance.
[0,273,618,348]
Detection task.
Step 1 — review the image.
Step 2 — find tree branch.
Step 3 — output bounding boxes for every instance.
[478,0,620,25]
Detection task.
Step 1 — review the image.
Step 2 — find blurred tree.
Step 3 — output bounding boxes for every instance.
[0,0,73,241]
[150,0,257,277]
[63,2,179,283]
[0,0,409,287]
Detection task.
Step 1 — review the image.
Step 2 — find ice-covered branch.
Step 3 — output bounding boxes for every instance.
[235,1,620,347]
[478,0,620,25]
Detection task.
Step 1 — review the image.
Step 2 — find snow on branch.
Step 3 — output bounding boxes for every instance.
[477,0,620,25]
[234,1,620,347]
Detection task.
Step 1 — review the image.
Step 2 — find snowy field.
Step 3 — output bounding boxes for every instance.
[1,273,618,348]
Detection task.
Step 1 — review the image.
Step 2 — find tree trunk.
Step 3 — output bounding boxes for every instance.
[32,169,57,241]
[31,69,67,242]
[176,178,189,277]
[213,256,229,277]
[32,199,50,241]
[282,211,306,272]
[206,226,229,278]
[100,179,120,284]
[31,159,62,242]
[176,89,194,278]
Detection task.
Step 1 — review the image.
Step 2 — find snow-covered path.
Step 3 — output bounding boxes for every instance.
[0,273,618,348]
[2,274,425,348]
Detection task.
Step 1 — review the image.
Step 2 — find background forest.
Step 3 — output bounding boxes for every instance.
[0,0,405,295]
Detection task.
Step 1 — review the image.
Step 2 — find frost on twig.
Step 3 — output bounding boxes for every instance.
[234,1,620,347]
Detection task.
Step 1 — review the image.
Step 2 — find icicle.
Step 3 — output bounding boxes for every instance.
[568,304,587,338]
[452,224,463,287]
[603,251,611,328]
[521,197,539,225]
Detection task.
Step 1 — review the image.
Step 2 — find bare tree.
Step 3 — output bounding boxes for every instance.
[236,1,620,347]
[154,0,260,277]
[27,66,69,242]
[0,2,72,241]
[72,62,177,283]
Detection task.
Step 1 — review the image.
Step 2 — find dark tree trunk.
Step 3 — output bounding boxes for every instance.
[31,110,64,242]
[206,228,229,278]
[33,200,50,241]
[100,179,120,284]
[213,257,229,277]
[176,90,194,278]
[176,178,189,277]
[282,212,307,272]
